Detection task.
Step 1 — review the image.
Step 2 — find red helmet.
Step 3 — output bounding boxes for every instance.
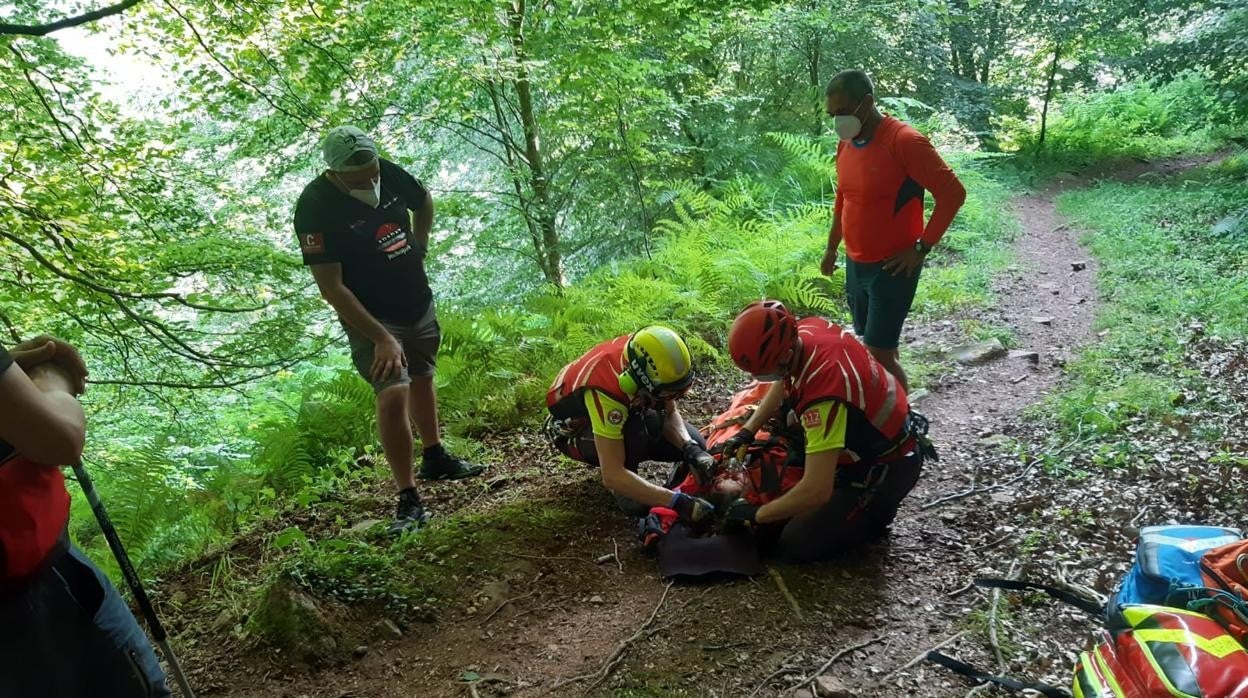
[728,300,797,376]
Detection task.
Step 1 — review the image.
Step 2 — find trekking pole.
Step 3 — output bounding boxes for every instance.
[72,459,197,698]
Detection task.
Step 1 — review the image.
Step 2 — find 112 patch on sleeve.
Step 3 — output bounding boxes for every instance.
[802,408,822,428]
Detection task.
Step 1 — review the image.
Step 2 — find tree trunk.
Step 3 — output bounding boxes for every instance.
[614,96,653,259]
[947,0,975,81]
[484,81,546,274]
[507,0,564,288]
[809,35,822,136]
[1037,42,1061,150]
[978,1,998,84]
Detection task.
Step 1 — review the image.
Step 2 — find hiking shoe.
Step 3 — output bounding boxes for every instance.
[388,488,430,536]
[418,449,486,481]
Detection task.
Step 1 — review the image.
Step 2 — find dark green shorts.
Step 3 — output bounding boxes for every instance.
[845,259,922,350]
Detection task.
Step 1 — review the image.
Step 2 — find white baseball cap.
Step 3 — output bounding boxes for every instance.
[322,126,378,172]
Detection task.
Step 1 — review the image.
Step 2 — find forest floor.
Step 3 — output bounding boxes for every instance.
[157,152,1246,698]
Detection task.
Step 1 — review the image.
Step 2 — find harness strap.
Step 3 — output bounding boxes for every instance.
[975,577,1106,617]
[926,652,1072,698]
[876,411,937,461]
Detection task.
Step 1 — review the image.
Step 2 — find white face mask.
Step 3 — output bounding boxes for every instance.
[834,99,867,141]
[335,172,381,208]
[348,177,381,208]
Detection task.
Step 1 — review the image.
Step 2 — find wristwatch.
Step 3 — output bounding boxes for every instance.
[914,240,932,255]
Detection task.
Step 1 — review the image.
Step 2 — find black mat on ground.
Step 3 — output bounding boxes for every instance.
[656,524,763,581]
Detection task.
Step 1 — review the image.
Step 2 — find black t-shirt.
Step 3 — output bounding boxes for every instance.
[294,158,433,324]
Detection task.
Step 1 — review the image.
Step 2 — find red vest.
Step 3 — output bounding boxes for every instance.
[787,318,909,441]
[0,452,71,581]
[546,336,632,417]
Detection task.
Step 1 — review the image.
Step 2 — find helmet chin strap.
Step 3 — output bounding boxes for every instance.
[785,339,803,374]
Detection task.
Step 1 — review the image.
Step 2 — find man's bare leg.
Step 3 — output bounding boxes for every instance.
[867,345,909,394]
[408,374,440,448]
[376,384,415,490]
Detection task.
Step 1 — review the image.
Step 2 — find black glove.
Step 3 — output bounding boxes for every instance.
[670,492,715,524]
[719,428,756,459]
[681,441,716,486]
[723,498,759,531]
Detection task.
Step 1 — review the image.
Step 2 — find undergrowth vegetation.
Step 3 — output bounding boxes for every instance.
[71,125,1022,584]
[67,79,1246,625]
[1043,151,1248,470]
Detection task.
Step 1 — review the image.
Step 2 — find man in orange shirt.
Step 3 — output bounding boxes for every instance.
[821,70,966,391]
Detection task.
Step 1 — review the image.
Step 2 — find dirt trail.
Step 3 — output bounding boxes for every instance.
[178,154,1233,698]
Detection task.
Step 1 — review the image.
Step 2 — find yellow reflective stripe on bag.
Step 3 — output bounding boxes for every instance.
[1073,650,1116,698]
[1133,629,1245,660]
[1093,647,1130,698]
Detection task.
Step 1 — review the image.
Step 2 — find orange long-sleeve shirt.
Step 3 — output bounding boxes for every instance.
[834,116,966,263]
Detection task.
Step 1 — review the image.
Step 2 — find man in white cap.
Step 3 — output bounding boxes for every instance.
[294,126,484,535]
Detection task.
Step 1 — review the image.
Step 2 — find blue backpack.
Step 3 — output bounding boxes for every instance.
[1109,524,1243,614]
[927,524,1246,697]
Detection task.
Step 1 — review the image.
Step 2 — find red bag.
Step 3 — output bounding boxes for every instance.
[1074,605,1248,697]
[1197,539,1248,644]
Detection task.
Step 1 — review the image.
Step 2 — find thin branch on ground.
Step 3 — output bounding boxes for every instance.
[746,654,804,698]
[988,561,1018,670]
[921,423,1091,510]
[594,539,624,574]
[920,460,981,510]
[883,631,968,681]
[701,642,750,651]
[1057,562,1107,608]
[982,533,1014,550]
[479,590,537,626]
[768,565,804,622]
[550,581,675,693]
[921,459,1032,510]
[794,635,887,691]
[948,580,976,597]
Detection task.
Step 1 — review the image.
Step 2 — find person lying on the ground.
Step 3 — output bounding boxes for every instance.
[639,380,805,550]
[0,336,171,697]
[545,326,716,524]
[717,300,935,561]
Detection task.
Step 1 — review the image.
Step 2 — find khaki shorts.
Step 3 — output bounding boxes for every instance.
[343,303,440,393]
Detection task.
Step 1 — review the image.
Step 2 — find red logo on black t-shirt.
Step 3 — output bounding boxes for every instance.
[375,222,411,259]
